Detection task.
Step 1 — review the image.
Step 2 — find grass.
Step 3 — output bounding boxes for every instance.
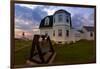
[14,39,96,66]
[15,39,32,51]
[14,46,30,65]
[14,39,32,65]
[53,40,96,64]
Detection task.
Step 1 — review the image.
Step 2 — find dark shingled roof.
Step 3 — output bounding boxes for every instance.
[54,9,71,15]
[84,26,94,31]
[39,9,71,28]
[39,16,53,28]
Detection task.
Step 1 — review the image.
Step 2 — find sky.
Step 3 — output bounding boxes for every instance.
[14,3,95,39]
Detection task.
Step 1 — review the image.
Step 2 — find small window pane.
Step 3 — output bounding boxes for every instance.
[66,30,69,37]
[66,16,70,23]
[58,29,62,37]
[58,15,63,22]
[53,17,55,23]
[45,18,49,25]
[90,32,93,37]
[66,18,69,22]
[53,30,55,36]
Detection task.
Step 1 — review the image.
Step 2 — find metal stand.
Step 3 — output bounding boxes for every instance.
[27,35,56,64]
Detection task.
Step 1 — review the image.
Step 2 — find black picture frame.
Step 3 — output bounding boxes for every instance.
[11,0,96,68]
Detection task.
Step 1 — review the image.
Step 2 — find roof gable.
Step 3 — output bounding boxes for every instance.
[39,16,53,28]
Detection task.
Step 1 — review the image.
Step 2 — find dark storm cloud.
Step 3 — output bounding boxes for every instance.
[15,4,48,23]
[15,4,48,31]
[72,12,94,29]
[32,6,48,23]
[72,14,86,29]
[15,5,33,21]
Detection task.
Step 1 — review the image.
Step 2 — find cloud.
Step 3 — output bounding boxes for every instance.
[72,14,85,29]
[72,12,94,29]
[17,3,36,9]
[15,4,48,32]
[15,17,34,31]
[32,6,48,23]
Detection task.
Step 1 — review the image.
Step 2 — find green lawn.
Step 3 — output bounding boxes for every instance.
[15,39,32,51]
[14,39,32,65]
[14,39,96,66]
[53,40,96,64]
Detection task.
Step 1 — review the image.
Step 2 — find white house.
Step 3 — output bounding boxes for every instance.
[82,26,94,40]
[39,9,94,44]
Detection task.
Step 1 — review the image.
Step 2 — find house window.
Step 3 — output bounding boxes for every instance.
[66,15,70,23]
[58,29,62,37]
[58,15,63,22]
[45,17,49,25]
[45,31,48,35]
[53,30,55,36]
[66,18,69,23]
[53,17,55,23]
[66,30,69,37]
[90,32,93,37]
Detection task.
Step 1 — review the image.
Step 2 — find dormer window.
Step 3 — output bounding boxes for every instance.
[45,17,49,25]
